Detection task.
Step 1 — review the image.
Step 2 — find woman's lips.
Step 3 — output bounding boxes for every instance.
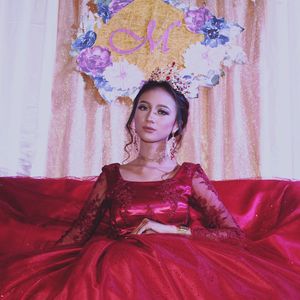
[142,126,156,133]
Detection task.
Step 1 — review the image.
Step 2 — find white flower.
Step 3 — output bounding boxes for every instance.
[164,0,189,12]
[179,70,199,98]
[223,45,247,67]
[79,11,101,34]
[219,23,244,41]
[196,70,222,87]
[183,42,226,76]
[103,60,145,91]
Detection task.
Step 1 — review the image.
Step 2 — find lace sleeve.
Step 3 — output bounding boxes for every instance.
[55,169,108,247]
[188,164,246,242]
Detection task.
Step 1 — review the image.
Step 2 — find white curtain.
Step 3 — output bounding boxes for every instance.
[0,0,58,176]
[259,0,300,179]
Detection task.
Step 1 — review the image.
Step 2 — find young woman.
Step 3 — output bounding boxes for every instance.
[0,81,299,299]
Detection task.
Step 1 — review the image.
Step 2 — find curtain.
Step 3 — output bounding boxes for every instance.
[1,0,299,180]
[259,0,300,180]
[0,0,59,176]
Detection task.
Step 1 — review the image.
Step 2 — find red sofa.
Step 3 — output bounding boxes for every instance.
[0,176,299,274]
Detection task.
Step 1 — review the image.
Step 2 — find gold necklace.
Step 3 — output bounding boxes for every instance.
[137,152,168,163]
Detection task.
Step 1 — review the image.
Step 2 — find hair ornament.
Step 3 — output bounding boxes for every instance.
[149,62,192,98]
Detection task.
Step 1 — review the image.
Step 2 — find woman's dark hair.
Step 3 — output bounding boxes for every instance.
[122,80,190,163]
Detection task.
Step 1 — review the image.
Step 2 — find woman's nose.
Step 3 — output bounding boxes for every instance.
[146,110,156,122]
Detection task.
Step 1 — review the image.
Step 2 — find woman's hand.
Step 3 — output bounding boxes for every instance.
[131,218,174,234]
[131,218,191,235]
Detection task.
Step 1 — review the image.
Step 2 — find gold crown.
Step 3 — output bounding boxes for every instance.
[149,62,191,98]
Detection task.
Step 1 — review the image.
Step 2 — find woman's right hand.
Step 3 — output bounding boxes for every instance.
[131,218,190,235]
[131,218,155,234]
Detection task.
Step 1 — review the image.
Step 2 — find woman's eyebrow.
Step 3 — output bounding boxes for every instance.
[139,100,171,110]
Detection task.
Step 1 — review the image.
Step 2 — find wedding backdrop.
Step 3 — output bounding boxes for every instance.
[0,0,299,179]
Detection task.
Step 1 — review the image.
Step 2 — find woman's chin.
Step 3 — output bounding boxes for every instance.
[139,137,164,144]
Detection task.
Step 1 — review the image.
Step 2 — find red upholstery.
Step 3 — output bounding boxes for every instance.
[0,176,299,272]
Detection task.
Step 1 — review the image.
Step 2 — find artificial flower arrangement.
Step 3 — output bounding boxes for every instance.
[70,0,246,103]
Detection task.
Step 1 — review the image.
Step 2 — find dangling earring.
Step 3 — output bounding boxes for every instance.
[167,132,177,160]
[133,128,139,153]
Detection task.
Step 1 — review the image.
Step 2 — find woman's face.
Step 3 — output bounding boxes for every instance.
[133,88,178,143]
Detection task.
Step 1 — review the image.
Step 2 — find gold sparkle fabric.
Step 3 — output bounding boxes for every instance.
[95,0,203,77]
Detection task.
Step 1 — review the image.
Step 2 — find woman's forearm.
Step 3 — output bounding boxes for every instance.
[167,225,192,235]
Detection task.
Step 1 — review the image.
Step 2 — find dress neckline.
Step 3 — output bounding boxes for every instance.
[116,162,185,184]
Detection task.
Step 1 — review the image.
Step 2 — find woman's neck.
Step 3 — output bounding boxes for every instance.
[137,152,168,163]
[137,140,173,167]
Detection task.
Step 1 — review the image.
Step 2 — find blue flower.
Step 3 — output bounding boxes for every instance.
[93,76,113,91]
[97,3,112,23]
[201,16,230,48]
[71,31,97,52]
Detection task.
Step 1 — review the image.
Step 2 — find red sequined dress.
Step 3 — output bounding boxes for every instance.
[0,162,299,299]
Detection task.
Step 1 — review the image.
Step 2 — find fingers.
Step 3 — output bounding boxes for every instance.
[131,218,161,235]
[136,221,150,235]
[131,218,149,234]
[144,229,156,234]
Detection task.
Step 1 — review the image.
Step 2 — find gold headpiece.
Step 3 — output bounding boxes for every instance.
[149,62,191,98]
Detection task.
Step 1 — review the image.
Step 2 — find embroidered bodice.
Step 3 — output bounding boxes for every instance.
[56,162,245,246]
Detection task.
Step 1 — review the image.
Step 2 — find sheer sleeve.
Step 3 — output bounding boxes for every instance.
[54,169,109,247]
[188,164,246,242]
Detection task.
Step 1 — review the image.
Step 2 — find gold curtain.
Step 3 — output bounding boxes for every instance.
[47,0,264,179]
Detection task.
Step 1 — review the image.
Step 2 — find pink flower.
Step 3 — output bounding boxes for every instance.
[76,46,112,76]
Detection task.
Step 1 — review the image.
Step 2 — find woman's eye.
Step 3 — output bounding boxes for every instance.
[158,110,169,115]
[137,105,168,115]
[138,105,147,110]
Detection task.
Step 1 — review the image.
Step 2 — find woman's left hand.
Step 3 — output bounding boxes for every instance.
[131,218,177,235]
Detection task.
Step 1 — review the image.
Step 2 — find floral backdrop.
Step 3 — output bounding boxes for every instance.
[70,0,246,102]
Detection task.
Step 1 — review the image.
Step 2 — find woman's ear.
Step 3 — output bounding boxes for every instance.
[173,122,179,134]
